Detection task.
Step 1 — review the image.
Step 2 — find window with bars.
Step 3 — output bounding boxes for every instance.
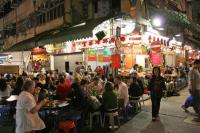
[37,0,64,24]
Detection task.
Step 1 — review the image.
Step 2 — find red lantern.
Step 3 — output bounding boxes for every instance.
[82,42,87,47]
[96,40,101,44]
[103,39,108,43]
[89,41,93,46]
[111,37,115,43]
[120,36,125,42]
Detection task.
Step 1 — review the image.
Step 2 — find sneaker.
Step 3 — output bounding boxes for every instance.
[181,105,189,112]
[152,117,156,121]
[156,115,160,120]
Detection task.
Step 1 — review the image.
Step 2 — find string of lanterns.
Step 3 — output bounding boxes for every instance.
[80,36,126,47]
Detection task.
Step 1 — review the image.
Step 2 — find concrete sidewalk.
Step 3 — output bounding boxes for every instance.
[116,89,200,133]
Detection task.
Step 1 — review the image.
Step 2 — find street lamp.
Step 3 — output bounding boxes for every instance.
[152,17,162,27]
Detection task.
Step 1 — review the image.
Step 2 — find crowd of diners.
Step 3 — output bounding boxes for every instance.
[0,61,190,132]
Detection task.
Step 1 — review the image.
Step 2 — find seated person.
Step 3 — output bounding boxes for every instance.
[72,78,87,109]
[129,76,142,100]
[56,77,72,100]
[102,82,118,111]
[181,90,194,112]
[164,66,172,74]
[88,77,103,96]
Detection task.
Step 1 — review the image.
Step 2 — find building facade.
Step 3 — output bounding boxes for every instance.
[0,0,125,51]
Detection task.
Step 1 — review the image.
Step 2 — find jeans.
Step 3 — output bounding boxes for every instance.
[151,96,161,118]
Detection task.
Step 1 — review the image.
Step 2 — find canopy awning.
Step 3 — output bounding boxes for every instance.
[37,16,116,45]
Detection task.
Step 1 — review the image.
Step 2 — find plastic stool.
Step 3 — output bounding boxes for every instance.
[103,108,120,130]
[58,120,77,133]
[89,111,102,129]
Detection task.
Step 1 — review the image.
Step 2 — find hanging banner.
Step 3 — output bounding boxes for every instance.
[98,54,104,62]
[150,53,161,65]
[124,54,133,69]
[88,49,96,61]
[111,54,121,68]
[103,56,110,62]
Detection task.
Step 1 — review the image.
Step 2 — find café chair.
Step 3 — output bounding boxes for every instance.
[102,108,120,130]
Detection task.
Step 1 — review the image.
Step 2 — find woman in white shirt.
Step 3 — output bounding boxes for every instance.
[15,80,49,133]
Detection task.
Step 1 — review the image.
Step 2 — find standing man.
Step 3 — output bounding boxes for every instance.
[188,59,200,119]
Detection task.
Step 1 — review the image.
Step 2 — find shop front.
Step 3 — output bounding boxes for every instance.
[45,42,83,73]
[0,51,31,74]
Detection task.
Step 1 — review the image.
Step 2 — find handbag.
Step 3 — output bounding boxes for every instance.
[88,96,102,110]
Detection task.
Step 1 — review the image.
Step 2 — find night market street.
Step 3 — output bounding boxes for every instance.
[116,88,200,133]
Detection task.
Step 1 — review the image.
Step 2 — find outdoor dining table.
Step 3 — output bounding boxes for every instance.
[40,100,70,133]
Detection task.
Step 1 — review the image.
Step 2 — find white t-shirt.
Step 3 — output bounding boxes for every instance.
[118,82,129,107]
[16,91,45,133]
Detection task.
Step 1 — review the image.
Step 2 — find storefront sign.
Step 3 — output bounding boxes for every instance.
[32,47,47,55]
[128,35,142,44]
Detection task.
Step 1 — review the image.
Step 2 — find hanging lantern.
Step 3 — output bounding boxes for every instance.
[120,36,125,42]
[96,40,101,44]
[89,41,93,46]
[103,38,108,43]
[111,37,115,43]
[82,41,87,47]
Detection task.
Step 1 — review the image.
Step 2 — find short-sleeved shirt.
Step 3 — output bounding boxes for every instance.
[16,91,45,133]
[118,82,129,107]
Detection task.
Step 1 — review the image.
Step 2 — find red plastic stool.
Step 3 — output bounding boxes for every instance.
[58,120,77,133]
